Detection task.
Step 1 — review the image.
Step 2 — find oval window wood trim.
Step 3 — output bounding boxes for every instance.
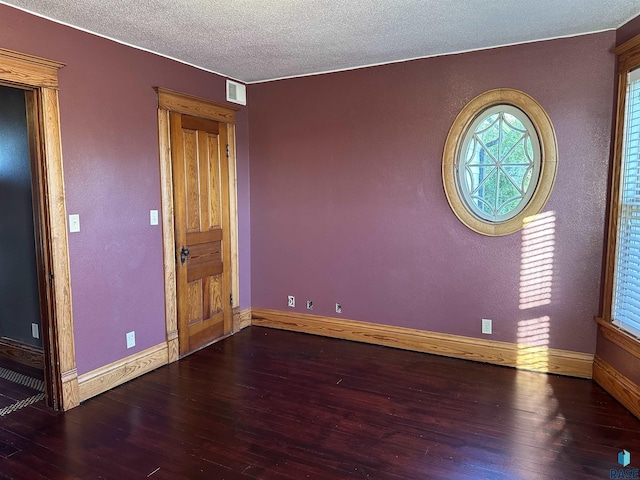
[442,88,558,236]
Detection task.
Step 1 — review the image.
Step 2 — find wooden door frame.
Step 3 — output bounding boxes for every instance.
[0,48,79,410]
[155,88,240,362]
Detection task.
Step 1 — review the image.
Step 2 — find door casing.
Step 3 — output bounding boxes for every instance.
[156,88,240,362]
[0,48,79,411]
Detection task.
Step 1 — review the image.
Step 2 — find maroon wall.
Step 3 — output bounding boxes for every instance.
[0,1,630,379]
[0,4,251,375]
[595,14,640,387]
[249,32,616,354]
[617,13,640,46]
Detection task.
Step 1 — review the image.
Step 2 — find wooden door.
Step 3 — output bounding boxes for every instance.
[170,112,232,356]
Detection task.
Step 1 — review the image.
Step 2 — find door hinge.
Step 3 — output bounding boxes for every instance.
[230,293,233,306]
[226,144,230,158]
[49,273,54,285]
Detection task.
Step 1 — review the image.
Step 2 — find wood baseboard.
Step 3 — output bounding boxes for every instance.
[78,343,168,403]
[0,337,44,370]
[239,308,252,330]
[167,336,179,364]
[61,368,79,410]
[251,309,594,379]
[593,355,640,420]
[233,307,252,332]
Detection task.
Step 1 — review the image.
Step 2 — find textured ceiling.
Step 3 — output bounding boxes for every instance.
[2,0,639,83]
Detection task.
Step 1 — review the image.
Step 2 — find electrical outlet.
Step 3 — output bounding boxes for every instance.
[287,295,295,307]
[31,323,39,339]
[482,319,492,335]
[150,210,159,225]
[336,303,342,314]
[126,331,136,349]
[306,300,313,310]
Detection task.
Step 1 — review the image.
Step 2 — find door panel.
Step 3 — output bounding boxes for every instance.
[186,241,223,282]
[170,112,231,356]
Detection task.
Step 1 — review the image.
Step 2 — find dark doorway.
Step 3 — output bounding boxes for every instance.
[0,84,47,413]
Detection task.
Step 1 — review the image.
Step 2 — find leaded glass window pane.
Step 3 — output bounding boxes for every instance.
[456,105,541,223]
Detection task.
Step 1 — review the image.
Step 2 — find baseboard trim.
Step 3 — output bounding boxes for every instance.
[251,309,594,379]
[233,307,252,332]
[78,343,168,402]
[61,368,79,410]
[593,355,640,420]
[239,308,252,330]
[0,337,44,370]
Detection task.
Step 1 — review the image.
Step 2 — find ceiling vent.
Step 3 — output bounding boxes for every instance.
[226,80,246,106]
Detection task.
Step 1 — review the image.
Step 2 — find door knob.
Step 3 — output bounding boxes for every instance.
[180,246,190,265]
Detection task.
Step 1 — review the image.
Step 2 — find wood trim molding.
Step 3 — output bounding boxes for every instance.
[158,109,179,365]
[252,309,594,379]
[0,49,78,411]
[599,36,640,356]
[442,88,558,236]
[233,308,252,332]
[0,48,65,69]
[0,338,44,369]
[41,87,79,410]
[0,48,64,89]
[596,317,640,360]
[157,88,240,358]
[61,368,79,410]
[615,33,640,57]
[601,69,629,321]
[155,87,238,123]
[239,308,252,330]
[78,343,168,402]
[593,355,640,420]
[228,125,240,309]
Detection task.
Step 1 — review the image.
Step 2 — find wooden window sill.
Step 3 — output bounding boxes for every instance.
[596,317,640,361]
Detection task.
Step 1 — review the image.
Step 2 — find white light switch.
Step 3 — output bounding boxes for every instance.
[69,214,80,233]
[150,210,159,225]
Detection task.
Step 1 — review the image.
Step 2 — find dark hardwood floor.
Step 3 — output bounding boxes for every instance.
[0,326,638,479]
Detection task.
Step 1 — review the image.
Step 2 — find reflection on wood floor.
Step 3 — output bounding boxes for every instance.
[0,326,638,479]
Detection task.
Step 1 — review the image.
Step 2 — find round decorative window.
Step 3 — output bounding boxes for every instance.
[442,89,557,236]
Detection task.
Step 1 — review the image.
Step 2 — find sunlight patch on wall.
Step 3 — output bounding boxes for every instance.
[519,211,555,310]
[517,211,555,372]
[517,316,551,372]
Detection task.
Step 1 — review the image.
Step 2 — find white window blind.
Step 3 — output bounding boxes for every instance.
[613,67,640,339]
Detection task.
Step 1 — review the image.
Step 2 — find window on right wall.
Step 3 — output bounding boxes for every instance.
[603,35,640,345]
[612,67,640,338]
